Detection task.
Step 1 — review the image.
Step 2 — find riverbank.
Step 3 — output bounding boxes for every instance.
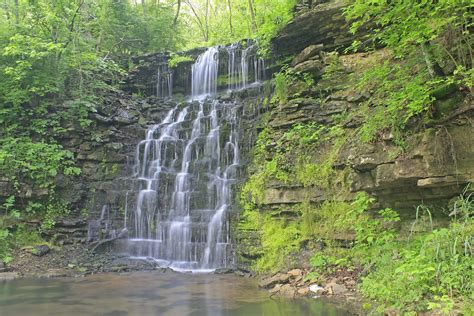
[1,244,366,315]
[1,244,170,279]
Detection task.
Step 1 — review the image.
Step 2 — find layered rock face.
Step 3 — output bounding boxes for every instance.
[262,1,474,216]
[236,0,473,268]
[53,94,176,244]
[272,0,360,57]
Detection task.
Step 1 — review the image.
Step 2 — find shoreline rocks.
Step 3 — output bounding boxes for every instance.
[258,266,361,308]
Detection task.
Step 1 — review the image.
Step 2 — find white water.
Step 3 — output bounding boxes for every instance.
[124,47,243,271]
[191,47,219,98]
[156,63,173,98]
[85,45,265,272]
[226,43,266,91]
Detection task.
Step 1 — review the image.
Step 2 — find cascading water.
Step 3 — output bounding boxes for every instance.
[226,44,240,91]
[240,46,251,88]
[191,47,219,97]
[124,47,242,271]
[226,43,266,91]
[156,63,173,98]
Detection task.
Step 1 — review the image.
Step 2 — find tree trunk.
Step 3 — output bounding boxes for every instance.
[13,0,19,26]
[205,0,209,42]
[248,0,257,33]
[173,0,181,26]
[227,0,233,35]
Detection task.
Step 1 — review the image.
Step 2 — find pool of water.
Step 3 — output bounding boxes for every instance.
[0,272,352,315]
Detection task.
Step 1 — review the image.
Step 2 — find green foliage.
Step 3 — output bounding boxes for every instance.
[344,1,473,147]
[179,0,297,54]
[282,123,324,146]
[0,0,180,251]
[294,128,347,189]
[0,228,12,263]
[354,58,436,146]
[273,66,315,104]
[254,214,302,273]
[344,1,473,64]
[14,224,44,247]
[0,138,80,190]
[41,196,71,231]
[309,252,328,269]
[300,187,473,313]
[168,54,194,68]
[359,215,473,313]
[321,52,345,81]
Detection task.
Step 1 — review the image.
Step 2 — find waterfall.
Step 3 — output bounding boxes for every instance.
[241,46,251,88]
[226,44,239,91]
[191,47,219,97]
[81,44,268,271]
[156,63,173,98]
[226,44,266,91]
[124,48,243,271]
[254,57,266,83]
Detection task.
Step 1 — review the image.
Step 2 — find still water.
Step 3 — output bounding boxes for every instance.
[0,272,352,316]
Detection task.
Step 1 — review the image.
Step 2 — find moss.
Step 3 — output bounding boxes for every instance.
[254,214,302,273]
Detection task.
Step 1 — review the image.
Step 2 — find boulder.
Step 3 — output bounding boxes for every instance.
[293,59,324,77]
[292,44,324,66]
[279,284,296,298]
[269,284,282,295]
[287,268,303,277]
[297,287,310,296]
[27,245,50,257]
[214,268,234,274]
[325,282,348,295]
[259,273,291,289]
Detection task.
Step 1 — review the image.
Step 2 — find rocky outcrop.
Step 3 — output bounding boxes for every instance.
[49,94,174,244]
[345,123,474,214]
[236,36,473,269]
[259,268,359,302]
[272,0,364,57]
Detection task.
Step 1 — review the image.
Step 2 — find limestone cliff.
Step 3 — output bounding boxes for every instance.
[236,0,473,270]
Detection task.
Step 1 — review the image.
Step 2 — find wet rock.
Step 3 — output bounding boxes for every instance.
[287,268,303,277]
[269,284,282,295]
[293,59,324,77]
[55,219,87,228]
[40,269,69,278]
[0,261,6,272]
[279,284,296,298]
[214,268,234,274]
[109,265,128,273]
[27,245,50,257]
[259,273,290,289]
[272,1,362,56]
[325,282,348,295]
[297,287,310,296]
[346,92,367,103]
[0,272,20,280]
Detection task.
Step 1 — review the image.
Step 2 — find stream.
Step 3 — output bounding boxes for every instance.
[0,272,352,315]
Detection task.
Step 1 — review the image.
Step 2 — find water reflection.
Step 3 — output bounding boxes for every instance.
[0,272,351,315]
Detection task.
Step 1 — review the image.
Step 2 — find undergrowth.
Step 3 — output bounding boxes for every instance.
[305,186,473,314]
